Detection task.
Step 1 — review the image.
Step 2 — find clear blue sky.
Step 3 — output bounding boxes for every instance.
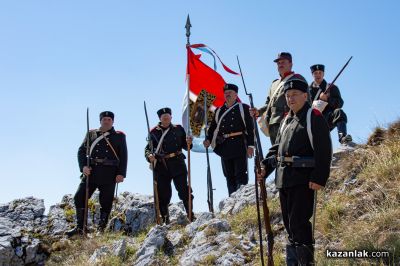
[1,1,399,212]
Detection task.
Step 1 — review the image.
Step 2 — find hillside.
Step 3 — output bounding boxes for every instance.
[0,121,399,265]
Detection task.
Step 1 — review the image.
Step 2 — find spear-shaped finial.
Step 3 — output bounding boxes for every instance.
[185,14,191,45]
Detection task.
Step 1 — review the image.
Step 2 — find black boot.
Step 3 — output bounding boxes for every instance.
[296,245,314,266]
[160,205,170,225]
[162,214,170,225]
[183,201,196,222]
[337,121,352,144]
[98,211,109,232]
[286,244,298,266]
[66,208,85,237]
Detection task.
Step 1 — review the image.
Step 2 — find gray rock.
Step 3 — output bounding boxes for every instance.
[0,197,48,265]
[88,239,127,263]
[185,212,214,237]
[88,246,110,264]
[218,183,277,215]
[169,202,189,225]
[167,230,183,247]
[135,225,167,266]
[111,239,127,259]
[216,251,246,265]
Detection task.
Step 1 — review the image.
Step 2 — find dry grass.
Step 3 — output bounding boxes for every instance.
[317,120,400,265]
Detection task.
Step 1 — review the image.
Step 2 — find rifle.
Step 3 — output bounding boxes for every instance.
[325,56,353,94]
[186,15,193,222]
[83,107,90,235]
[237,56,274,266]
[204,92,214,214]
[144,101,162,225]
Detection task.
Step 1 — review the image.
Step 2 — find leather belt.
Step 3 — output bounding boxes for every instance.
[222,131,243,138]
[277,156,294,163]
[165,150,182,159]
[276,156,315,168]
[157,150,182,159]
[90,158,119,166]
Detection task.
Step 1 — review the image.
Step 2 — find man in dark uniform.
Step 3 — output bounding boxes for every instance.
[309,64,352,144]
[66,111,128,237]
[251,52,307,144]
[258,79,332,265]
[203,83,254,196]
[145,107,194,224]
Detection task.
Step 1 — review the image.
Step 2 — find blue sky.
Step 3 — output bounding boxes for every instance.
[1,1,399,212]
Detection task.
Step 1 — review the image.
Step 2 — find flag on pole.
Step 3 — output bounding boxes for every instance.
[182,44,239,152]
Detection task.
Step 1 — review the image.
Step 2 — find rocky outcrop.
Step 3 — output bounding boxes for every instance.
[218,182,278,215]
[0,197,48,266]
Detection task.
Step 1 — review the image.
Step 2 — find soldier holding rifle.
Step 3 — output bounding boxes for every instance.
[309,63,353,145]
[67,111,128,237]
[145,107,195,224]
[258,79,332,265]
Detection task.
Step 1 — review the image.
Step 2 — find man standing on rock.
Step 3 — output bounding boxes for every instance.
[145,107,194,224]
[309,64,353,145]
[66,111,128,237]
[203,83,254,196]
[258,79,332,265]
[250,52,307,145]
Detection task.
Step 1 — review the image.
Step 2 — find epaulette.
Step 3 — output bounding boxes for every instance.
[116,130,126,135]
[152,126,161,131]
[272,78,279,82]
[312,109,322,116]
[292,73,306,81]
[173,124,182,128]
[89,129,98,132]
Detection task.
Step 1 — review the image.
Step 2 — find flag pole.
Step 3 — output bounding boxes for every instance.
[185,15,193,222]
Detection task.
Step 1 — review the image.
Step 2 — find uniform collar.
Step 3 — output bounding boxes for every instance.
[280,71,294,79]
[290,102,311,121]
[100,127,115,134]
[224,100,238,108]
[157,122,173,130]
[312,79,327,89]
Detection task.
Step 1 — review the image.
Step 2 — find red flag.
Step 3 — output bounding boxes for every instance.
[187,47,226,108]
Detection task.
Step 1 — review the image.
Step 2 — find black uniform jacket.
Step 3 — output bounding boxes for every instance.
[263,103,332,188]
[309,79,344,114]
[206,101,254,159]
[144,123,191,176]
[78,127,128,184]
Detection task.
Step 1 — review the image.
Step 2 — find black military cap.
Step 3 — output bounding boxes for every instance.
[310,64,325,73]
[273,52,292,62]
[157,107,172,118]
[223,83,238,93]
[283,79,309,93]
[99,111,114,121]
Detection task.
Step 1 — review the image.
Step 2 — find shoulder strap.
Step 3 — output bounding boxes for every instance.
[103,134,120,161]
[238,103,246,133]
[265,73,294,115]
[306,108,314,150]
[89,132,110,156]
[153,127,171,168]
[211,102,239,148]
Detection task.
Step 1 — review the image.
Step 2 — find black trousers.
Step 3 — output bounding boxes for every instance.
[221,154,248,196]
[156,166,193,216]
[279,184,315,246]
[74,178,116,214]
[325,108,348,130]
